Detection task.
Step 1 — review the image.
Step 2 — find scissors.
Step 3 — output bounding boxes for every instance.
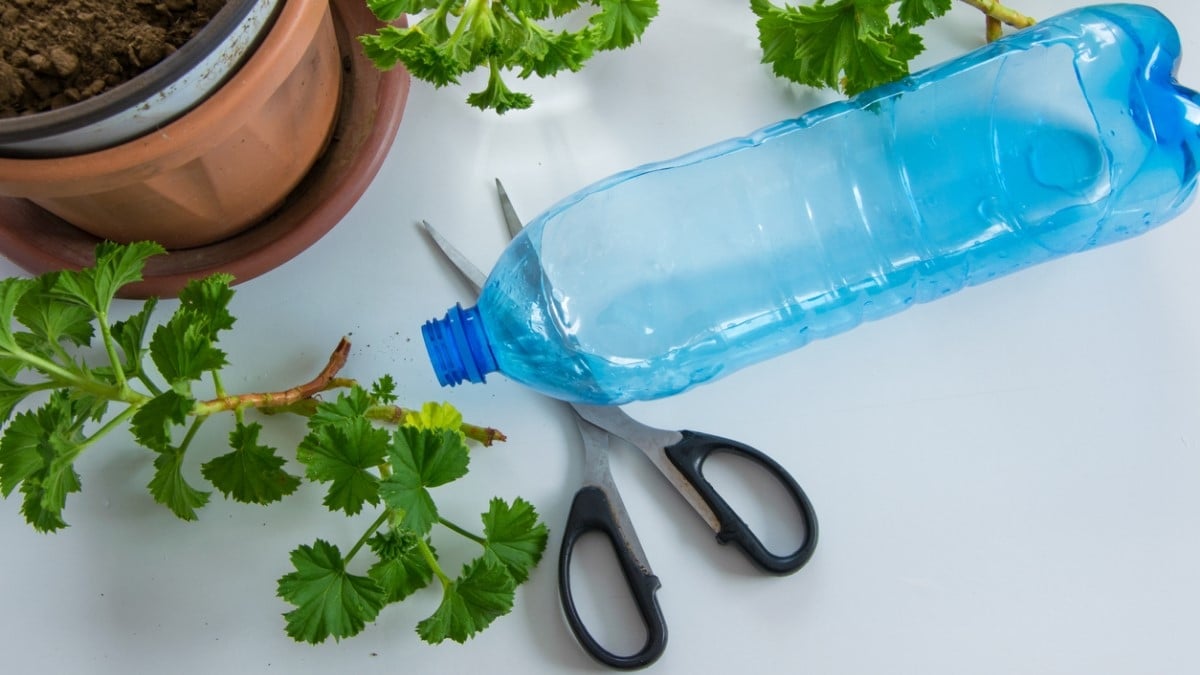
[420,180,819,670]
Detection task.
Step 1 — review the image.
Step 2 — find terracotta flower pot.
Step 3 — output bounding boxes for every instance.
[0,0,410,298]
[0,0,341,250]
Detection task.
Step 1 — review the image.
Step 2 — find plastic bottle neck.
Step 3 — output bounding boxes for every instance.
[422,304,498,386]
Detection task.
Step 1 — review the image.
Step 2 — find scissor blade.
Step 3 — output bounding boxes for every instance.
[418,219,486,293]
[495,178,524,239]
[573,404,683,450]
[572,417,655,570]
[573,402,721,533]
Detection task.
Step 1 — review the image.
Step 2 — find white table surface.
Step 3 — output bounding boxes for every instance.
[4,1,1200,673]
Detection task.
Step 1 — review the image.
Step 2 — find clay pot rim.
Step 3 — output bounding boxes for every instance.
[0,0,327,188]
[0,0,267,149]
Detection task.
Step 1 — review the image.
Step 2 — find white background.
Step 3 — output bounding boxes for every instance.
[3,1,1200,673]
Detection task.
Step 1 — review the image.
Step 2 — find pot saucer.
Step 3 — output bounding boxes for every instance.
[0,0,410,298]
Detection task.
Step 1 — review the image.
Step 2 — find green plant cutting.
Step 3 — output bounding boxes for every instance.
[360,0,1034,113]
[0,242,548,644]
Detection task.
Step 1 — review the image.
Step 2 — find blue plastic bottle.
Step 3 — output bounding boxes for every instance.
[423,4,1200,405]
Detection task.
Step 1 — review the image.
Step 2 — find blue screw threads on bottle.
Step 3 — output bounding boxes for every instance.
[424,4,1200,405]
[421,304,498,386]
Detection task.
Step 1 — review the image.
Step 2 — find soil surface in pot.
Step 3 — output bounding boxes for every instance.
[0,0,227,117]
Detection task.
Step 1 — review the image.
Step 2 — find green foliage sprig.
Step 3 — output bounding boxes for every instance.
[360,0,1034,112]
[751,0,1034,96]
[360,0,660,114]
[0,242,548,644]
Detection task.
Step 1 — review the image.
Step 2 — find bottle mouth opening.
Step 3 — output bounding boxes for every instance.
[422,304,497,387]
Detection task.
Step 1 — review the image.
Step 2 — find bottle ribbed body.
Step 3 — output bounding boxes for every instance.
[429,4,1200,404]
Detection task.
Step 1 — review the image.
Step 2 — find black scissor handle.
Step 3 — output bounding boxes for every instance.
[558,485,668,670]
[665,430,819,575]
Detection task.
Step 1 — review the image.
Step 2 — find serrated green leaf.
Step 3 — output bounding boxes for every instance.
[587,0,658,50]
[24,451,81,531]
[361,27,443,75]
[142,267,234,389]
[1,391,87,531]
[0,277,35,352]
[466,63,534,114]
[841,18,927,95]
[52,241,165,314]
[20,465,79,533]
[0,409,47,497]
[752,0,921,95]
[402,401,463,435]
[898,0,952,26]
[416,556,515,644]
[0,372,37,426]
[361,0,658,114]
[507,0,553,19]
[367,530,435,602]
[13,275,95,357]
[136,392,207,522]
[297,416,388,515]
[379,480,438,536]
[550,0,584,15]
[358,27,410,71]
[201,422,300,505]
[176,274,236,340]
[130,390,193,452]
[391,426,470,487]
[111,297,158,376]
[492,11,531,62]
[365,0,440,22]
[379,427,469,535]
[0,353,23,379]
[19,485,67,531]
[518,21,594,78]
[1,391,83,467]
[277,539,387,644]
[518,0,588,19]
[481,497,549,584]
[148,315,228,386]
[308,388,373,429]
[369,375,398,405]
[148,446,211,521]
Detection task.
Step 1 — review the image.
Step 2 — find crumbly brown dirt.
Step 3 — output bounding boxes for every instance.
[0,0,228,118]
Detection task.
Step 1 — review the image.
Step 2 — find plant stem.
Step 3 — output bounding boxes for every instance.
[439,517,486,545]
[198,338,508,444]
[345,511,391,563]
[46,339,74,369]
[958,0,1035,29]
[418,538,451,586]
[460,422,507,446]
[191,338,351,416]
[211,371,243,425]
[137,373,162,397]
[12,346,139,403]
[985,14,1002,42]
[453,0,488,43]
[94,310,129,391]
[211,370,228,399]
[365,404,507,447]
[74,405,140,459]
[177,416,206,455]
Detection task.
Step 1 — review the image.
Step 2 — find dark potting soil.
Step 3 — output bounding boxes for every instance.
[0,0,228,118]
